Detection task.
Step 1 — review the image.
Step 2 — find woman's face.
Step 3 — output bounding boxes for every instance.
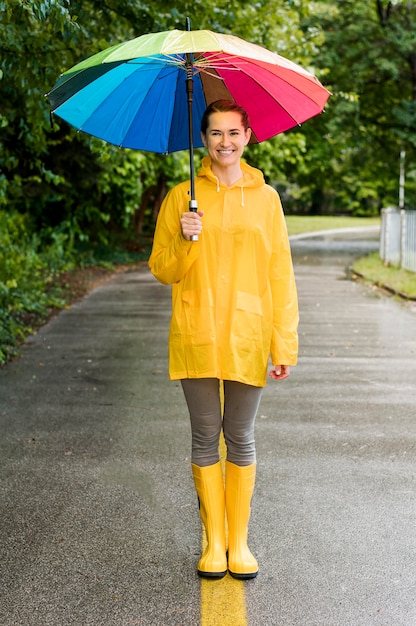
[202,111,251,171]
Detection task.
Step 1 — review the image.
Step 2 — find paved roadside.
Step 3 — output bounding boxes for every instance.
[1,228,416,625]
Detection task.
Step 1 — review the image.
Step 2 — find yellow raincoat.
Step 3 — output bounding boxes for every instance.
[148,156,298,387]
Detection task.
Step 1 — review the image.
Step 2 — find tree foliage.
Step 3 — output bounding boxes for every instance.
[2,0,416,238]
[298,0,416,214]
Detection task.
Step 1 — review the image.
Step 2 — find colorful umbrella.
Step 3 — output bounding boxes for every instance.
[47,21,330,236]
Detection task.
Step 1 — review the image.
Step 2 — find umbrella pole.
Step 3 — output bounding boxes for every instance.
[185,18,198,241]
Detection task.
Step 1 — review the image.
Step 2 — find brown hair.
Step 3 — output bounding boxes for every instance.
[200,100,251,136]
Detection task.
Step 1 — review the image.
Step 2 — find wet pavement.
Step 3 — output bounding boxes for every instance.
[1,227,416,625]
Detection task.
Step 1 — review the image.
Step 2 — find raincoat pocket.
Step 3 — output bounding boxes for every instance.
[181,288,215,345]
[233,291,264,343]
[236,292,263,316]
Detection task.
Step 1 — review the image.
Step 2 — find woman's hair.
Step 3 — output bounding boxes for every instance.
[200,100,251,135]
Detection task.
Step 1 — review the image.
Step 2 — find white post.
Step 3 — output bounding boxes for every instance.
[399,149,405,209]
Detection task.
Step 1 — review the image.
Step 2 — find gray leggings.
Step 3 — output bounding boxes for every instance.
[181,378,263,467]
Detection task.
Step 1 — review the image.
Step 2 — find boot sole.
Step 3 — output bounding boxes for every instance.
[228,570,258,580]
[198,569,227,579]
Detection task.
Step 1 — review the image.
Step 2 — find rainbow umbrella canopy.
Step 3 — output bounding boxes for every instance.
[48,23,330,213]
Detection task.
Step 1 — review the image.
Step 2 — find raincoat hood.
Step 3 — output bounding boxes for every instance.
[197,156,265,205]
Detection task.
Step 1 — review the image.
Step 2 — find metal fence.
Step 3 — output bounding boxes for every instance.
[380,207,416,273]
[401,210,416,272]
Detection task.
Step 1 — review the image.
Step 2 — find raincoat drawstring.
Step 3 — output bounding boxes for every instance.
[214,175,245,206]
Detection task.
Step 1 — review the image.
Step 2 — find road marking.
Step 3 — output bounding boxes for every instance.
[200,382,248,626]
[200,572,247,626]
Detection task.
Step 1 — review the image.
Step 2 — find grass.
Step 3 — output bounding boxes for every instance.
[284,215,416,300]
[351,252,416,300]
[285,215,380,236]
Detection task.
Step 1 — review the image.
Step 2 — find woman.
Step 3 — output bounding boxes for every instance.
[148,100,298,580]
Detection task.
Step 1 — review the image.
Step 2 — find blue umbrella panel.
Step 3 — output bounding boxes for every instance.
[48,56,211,154]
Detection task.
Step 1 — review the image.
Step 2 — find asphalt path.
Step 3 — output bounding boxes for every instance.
[1,227,416,625]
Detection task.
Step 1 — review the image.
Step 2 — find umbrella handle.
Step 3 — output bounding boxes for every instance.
[185,20,198,241]
[189,199,199,242]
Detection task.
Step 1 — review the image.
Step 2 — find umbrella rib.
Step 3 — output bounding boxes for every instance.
[195,54,249,71]
[194,67,229,81]
[196,65,242,75]
[124,54,186,69]
[125,52,250,73]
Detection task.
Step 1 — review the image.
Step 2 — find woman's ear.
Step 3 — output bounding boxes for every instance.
[244,128,252,145]
[201,132,207,146]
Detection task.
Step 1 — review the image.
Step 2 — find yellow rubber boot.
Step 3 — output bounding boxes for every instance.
[192,462,227,578]
[225,461,258,579]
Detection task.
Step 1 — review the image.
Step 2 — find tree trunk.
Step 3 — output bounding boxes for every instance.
[376,0,392,25]
[151,177,168,226]
[134,185,155,235]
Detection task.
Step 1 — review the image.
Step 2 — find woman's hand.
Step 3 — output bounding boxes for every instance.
[269,365,290,380]
[180,210,204,241]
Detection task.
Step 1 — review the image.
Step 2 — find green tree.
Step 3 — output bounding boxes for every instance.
[298,0,416,214]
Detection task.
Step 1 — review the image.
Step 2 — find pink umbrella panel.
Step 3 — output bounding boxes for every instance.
[195,52,330,143]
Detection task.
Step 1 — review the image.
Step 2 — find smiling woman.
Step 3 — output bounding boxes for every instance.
[201,104,252,186]
[148,99,299,580]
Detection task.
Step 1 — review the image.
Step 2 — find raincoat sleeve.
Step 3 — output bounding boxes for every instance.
[269,196,299,366]
[148,184,200,285]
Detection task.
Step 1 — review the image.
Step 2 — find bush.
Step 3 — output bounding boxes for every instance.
[0,210,73,364]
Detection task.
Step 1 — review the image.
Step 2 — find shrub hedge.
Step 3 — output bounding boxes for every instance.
[0,210,72,364]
